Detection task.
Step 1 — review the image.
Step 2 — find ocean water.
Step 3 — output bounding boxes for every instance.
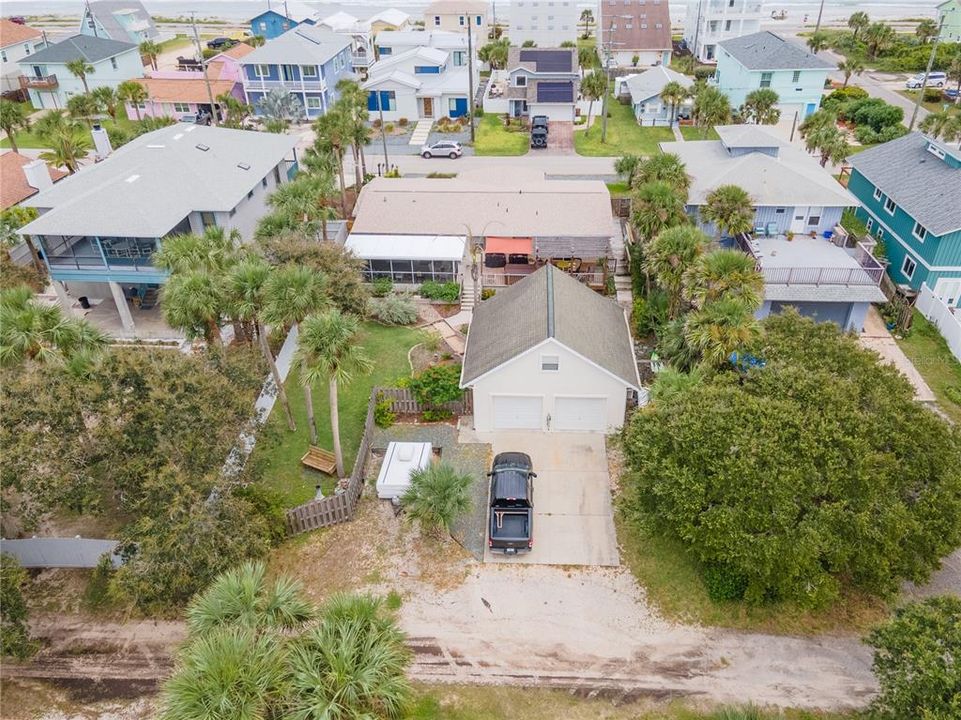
[9,0,941,22]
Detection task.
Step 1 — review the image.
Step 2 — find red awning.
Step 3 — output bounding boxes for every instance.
[485,236,533,255]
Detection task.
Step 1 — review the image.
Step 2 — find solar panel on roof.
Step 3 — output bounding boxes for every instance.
[536,81,574,103]
[519,49,572,73]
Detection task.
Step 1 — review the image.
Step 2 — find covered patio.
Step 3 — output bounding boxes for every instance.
[481,235,612,291]
[346,234,466,286]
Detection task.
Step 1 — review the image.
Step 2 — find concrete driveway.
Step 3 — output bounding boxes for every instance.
[479,431,619,567]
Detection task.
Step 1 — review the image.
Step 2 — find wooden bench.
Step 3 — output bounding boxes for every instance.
[301,446,337,475]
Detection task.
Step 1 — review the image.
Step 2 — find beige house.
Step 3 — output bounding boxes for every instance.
[424,0,489,40]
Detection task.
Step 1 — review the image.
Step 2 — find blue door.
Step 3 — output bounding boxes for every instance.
[449,97,468,118]
[804,103,817,118]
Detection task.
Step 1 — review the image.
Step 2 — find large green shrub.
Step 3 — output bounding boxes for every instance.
[401,462,473,537]
[847,97,904,131]
[371,277,393,297]
[409,363,463,421]
[632,289,669,337]
[369,294,418,325]
[418,280,461,302]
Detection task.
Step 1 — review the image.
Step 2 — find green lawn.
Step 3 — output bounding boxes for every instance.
[678,125,719,141]
[574,97,674,156]
[895,89,961,116]
[252,323,425,507]
[158,34,194,53]
[0,116,139,149]
[606,181,631,197]
[895,310,961,424]
[473,114,529,156]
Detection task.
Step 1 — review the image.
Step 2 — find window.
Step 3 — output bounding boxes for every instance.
[24,44,30,55]
[110,57,118,70]
[873,187,882,201]
[306,96,321,109]
[541,355,560,371]
[247,189,254,200]
[476,15,482,25]
[433,15,440,26]
[792,70,801,83]
[515,75,527,86]
[708,20,718,31]
[913,221,928,242]
[884,197,896,214]
[0,50,6,62]
[866,217,874,231]
[378,46,391,55]
[453,50,466,66]
[729,0,735,5]
[262,176,268,188]
[229,208,237,217]
[173,102,190,113]
[725,20,732,31]
[901,255,917,279]
[808,213,821,227]
[259,21,267,31]
[302,64,318,78]
[760,72,772,88]
[459,14,465,25]
[254,64,270,78]
[201,212,216,228]
[775,208,785,214]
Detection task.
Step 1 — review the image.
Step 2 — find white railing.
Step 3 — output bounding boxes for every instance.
[245,77,327,92]
[484,271,605,287]
[916,283,961,362]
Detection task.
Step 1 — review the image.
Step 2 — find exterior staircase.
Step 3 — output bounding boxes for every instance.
[409,119,433,147]
[461,280,480,312]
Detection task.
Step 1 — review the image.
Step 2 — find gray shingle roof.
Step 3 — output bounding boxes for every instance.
[461,265,640,389]
[719,31,833,71]
[21,125,296,238]
[240,24,351,65]
[848,132,961,236]
[24,34,136,64]
[624,65,693,104]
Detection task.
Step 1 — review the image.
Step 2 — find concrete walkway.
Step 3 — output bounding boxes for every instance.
[671,124,684,141]
[859,307,936,403]
[409,119,433,147]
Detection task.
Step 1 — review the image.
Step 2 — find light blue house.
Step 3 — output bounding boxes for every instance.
[661,125,885,332]
[848,133,961,306]
[617,65,694,126]
[79,0,159,44]
[248,1,316,40]
[17,35,142,110]
[713,31,833,120]
[240,25,353,118]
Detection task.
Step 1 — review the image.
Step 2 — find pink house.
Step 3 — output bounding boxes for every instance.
[124,43,253,121]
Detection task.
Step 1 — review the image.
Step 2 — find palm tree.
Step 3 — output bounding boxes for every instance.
[186,561,313,637]
[693,85,731,138]
[400,463,473,538]
[837,58,865,88]
[160,268,227,348]
[286,594,411,720]
[139,39,161,70]
[336,79,372,189]
[581,69,607,130]
[268,172,338,241]
[65,58,95,93]
[0,286,108,368]
[161,626,286,720]
[806,31,829,54]
[741,88,780,125]
[865,22,895,58]
[920,111,961,144]
[915,18,939,43]
[660,80,689,125]
[66,92,101,127]
[682,249,764,310]
[248,35,266,48]
[631,180,688,240]
[226,257,298,431]
[216,91,253,129]
[799,111,850,166]
[0,100,30,154]
[848,11,870,42]
[313,107,351,215]
[701,184,754,244]
[634,152,690,192]
[478,38,509,70]
[117,80,148,121]
[38,126,91,174]
[644,225,709,318]
[263,266,328,444]
[154,227,240,275]
[90,86,119,120]
[614,154,640,186]
[580,8,594,38]
[684,297,759,367]
[295,309,372,477]
[577,45,597,76]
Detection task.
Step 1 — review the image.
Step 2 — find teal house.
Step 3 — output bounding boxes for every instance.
[713,31,833,121]
[848,133,961,306]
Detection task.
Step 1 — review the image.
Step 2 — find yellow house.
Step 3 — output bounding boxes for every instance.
[424,0,489,40]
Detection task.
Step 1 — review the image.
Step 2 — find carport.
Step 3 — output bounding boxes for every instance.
[480,431,619,566]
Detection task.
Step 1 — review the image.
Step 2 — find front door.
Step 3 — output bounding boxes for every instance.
[790,206,808,234]
[422,97,433,118]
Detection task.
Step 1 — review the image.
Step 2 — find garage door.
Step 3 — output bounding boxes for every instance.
[770,301,851,329]
[553,397,608,432]
[492,395,543,430]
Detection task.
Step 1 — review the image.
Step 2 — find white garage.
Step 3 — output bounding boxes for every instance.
[461,265,643,433]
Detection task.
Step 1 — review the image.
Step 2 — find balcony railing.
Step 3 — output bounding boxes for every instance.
[484,270,606,288]
[19,74,58,90]
[735,232,884,287]
[245,77,326,92]
[351,53,371,67]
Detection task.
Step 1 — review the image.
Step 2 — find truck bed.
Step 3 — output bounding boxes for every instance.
[489,509,531,551]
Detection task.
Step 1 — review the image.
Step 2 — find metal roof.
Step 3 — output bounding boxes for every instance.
[20,125,296,238]
[535,80,574,103]
[848,132,961,236]
[462,264,640,389]
[23,33,136,65]
[240,24,351,66]
[345,234,466,261]
[718,31,834,71]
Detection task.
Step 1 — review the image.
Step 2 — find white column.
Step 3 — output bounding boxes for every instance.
[52,280,73,313]
[108,281,136,335]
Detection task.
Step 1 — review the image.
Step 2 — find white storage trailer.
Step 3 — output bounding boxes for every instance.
[375,442,433,499]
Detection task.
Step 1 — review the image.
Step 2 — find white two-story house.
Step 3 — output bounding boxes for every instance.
[683,0,765,63]
[503,46,579,121]
[510,0,579,48]
[1,19,45,94]
[17,34,142,110]
[364,45,474,121]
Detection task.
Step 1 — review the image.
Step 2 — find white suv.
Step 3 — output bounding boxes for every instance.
[421,141,463,159]
[906,71,947,89]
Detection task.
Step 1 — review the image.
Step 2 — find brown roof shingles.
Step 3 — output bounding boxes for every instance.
[0,153,67,210]
[602,0,672,51]
[216,42,255,60]
[132,77,238,104]
[0,19,43,48]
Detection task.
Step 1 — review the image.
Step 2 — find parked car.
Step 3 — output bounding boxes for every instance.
[530,127,548,149]
[9,16,26,25]
[206,37,236,50]
[906,71,947,89]
[488,452,535,554]
[531,115,549,132]
[943,87,959,101]
[420,140,463,159]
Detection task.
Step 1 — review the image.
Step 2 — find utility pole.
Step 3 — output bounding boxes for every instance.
[813,0,825,33]
[601,17,624,143]
[467,8,476,142]
[691,0,704,65]
[191,13,219,126]
[378,98,390,172]
[909,16,945,132]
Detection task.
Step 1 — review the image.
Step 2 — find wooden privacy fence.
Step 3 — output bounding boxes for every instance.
[284,386,472,535]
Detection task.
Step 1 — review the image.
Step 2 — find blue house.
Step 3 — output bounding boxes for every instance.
[848,133,961,306]
[249,1,316,40]
[713,31,833,121]
[240,25,353,118]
